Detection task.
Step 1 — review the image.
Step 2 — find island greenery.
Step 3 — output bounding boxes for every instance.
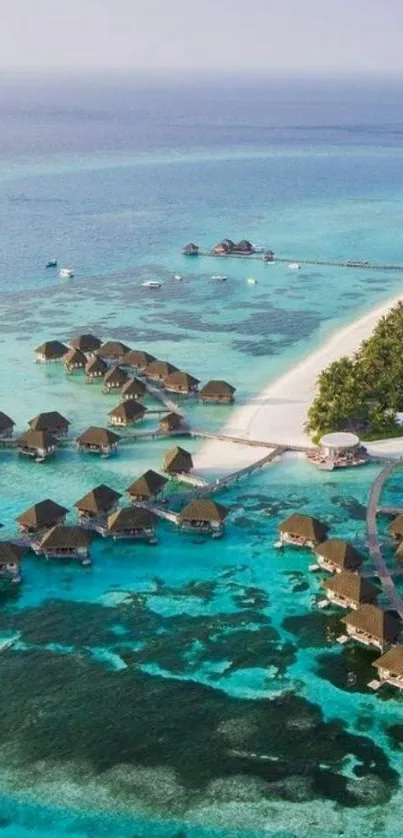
[307,301,403,442]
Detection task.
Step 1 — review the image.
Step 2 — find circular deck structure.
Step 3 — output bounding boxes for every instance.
[319,432,360,450]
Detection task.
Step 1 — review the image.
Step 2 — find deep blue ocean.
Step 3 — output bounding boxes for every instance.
[2,75,403,838]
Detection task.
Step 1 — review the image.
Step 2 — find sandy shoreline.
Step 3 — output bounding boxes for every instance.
[193,290,403,478]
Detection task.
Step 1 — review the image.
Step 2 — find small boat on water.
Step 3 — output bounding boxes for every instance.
[142,280,162,289]
[46,260,58,268]
[59,268,74,279]
[173,274,182,281]
[211,274,227,281]
[288,263,300,271]
[247,277,257,284]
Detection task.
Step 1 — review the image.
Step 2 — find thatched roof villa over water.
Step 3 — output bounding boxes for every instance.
[123,350,156,372]
[178,499,228,537]
[159,412,183,433]
[103,366,129,392]
[212,239,235,255]
[69,334,101,356]
[164,371,200,395]
[64,348,87,372]
[96,340,131,363]
[35,340,68,363]
[145,360,179,383]
[162,446,193,475]
[37,525,92,564]
[17,429,58,461]
[74,484,122,521]
[106,507,157,543]
[85,357,108,380]
[17,499,68,534]
[373,646,403,691]
[29,411,70,437]
[342,604,401,651]
[199,380,236,403]
[314,539,364,573]
[0,542,25,583]
[277,513,329,549]
[182,243,200,256]
[126,469,168,502]
[0,412,15,439]
[324,571,378,610]
[121,377,146,401]
[76,426,120,456]
[108,400,146,426]
[262,249,275,262]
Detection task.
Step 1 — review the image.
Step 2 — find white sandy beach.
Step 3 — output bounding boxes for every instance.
[193,290,403,478]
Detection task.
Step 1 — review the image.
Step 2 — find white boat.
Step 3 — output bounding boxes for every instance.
[211,274,227,281]
[173,274,182,280]
[288,263,300,271]
[59,268,74,279]
[247,277,257,284]
[142,280,162,288]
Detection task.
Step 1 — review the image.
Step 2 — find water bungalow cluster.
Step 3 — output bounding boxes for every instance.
[182,240,275,261]
[277,511,403,694]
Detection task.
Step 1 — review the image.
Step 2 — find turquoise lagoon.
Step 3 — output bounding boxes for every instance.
[1,78,403,837]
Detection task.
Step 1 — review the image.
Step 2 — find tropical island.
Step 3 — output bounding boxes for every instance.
[307,301,403,442]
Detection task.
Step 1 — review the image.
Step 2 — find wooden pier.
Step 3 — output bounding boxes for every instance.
[202,251,403,273]
[366,461,403,617]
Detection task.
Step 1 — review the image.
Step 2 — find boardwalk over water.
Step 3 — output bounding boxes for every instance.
[202,251,403,273]
[366,461,403,617]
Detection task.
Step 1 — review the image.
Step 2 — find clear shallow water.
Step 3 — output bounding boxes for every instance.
[1,76,403,837]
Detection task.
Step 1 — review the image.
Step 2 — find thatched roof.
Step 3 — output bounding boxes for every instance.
[29,411,70,432]
[107,506,156,532]
[199,380,236,398]
[64,348,87,367]
[122,377,146,398]
[390,514,403,537]
[97,340,131,359]
[373,645,403,675]
[126,469,168,498]
[69,334,101,353]
[213,239,234,254]
[39,525,91,550]
[0,542,25,564]
[278,513,329,542]
[17,499,68,529]
[395,541,403,560]
[108,401,146,422]
[315,539,364,571]
[123,350,156,369]
[324,571,378,604]
[145,360,179,379]
[162,446,193,473]
[85,357,107,376]
[0,412,14,431]
[77,426,120,446]
[164,371,200,390]
[74,484,122,515]
[104,366,129,386]
[35,340,68,359]
[342,605,401,644]
[17,429,58,450]
[234,239,253,252]
[183,243,199,255]
[178,499,228,524]
[159,412,182,431]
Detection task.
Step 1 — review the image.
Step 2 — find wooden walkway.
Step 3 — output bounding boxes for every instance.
[191,430,313,453]
[144,382,183,416]
[366,461,403,617]
[202,251,403,273]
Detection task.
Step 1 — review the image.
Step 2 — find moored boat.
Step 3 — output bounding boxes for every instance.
[59,268,74,279]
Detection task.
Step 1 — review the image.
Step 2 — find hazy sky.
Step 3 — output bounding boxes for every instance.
[1,0,403,75]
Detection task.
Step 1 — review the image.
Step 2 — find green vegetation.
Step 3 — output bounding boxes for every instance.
[307,302,403,442]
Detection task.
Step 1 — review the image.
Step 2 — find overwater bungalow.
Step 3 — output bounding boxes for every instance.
[164,371,200,395]
[212,239,235,255]
[28,411,70,438]
[105,507,157,543]
[323,571,378,610]
[178,499,228,537]
[234,239,254,253]
[121,377,146,401]
[159,412,183,433]
[17,429,58,461]
[16,499,68,535]
[262,250,275,262]
[76,426,120,456]
[314,538,364,573]
[306,432,369,471]
[390,514,403,541]
[277,513,329,549]
[96,340,131,363]
[199,380,236,403]
[183,243,200,256]
[64,348,87,372]
[0,543,25,584]
[373,646,403,691]
[342,604,401,651]
[36,525,91,565]
[108,400,146,427]
[103,366,129,392]
[69,334,101,356]
[126,469,168,502]
[35,340,69,363]
[85,357,108,381]
[145,360,179,383]
[122,350,156,371]
[162,446,193,475]
[74,484,122,522]
[0,412,15,439]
